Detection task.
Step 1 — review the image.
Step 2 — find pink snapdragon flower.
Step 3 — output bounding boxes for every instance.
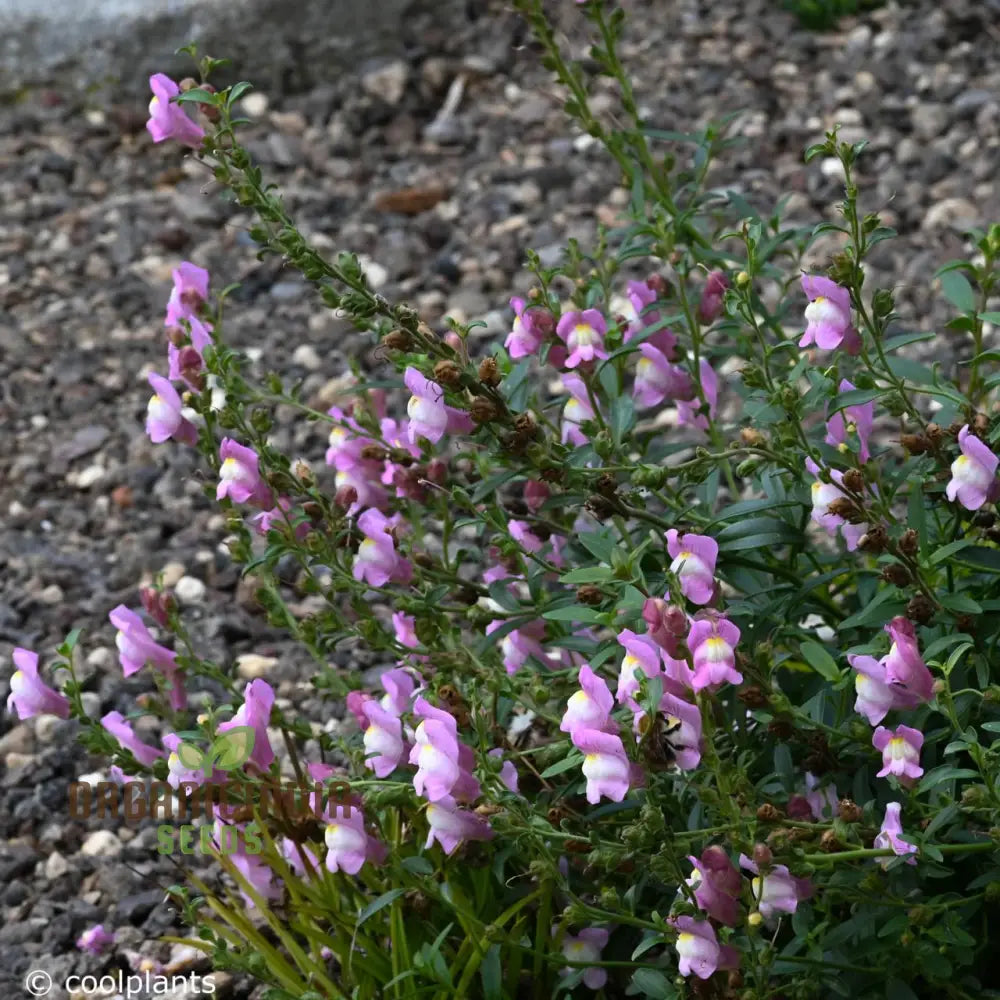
[217,679,275,772]
[281,838,321,879]
[804,458,866,551]
[825,378,874,463]
[670,916,738,980]
[676,359,717,432]
[425,796,495,854]
[687,617,742,691]
[404,367,473,444]
[392,613,420,650]
[380,667,421,715]
[524,479,550,512]
[666,529,718,605]
[223,834,281,907]
[487,620,558,675]
[146,74,205,148]
[642,598,688,658]
[217,439,273,507]
[633,344,692,409]
[251,496,310,540]
[77,925,115,955]
[109,605,185,710]
[686,846,741,926]
[146,373,198,445]
[874,802,918,867]
[409,698,480,803]
[360,700,405,777]
[560,927,610,990]
[883,617,934,704]
[561,373,597,445]
[616,629,666,710]
[505,297,545,358]
[163,732,213,789]
[571,727,630,803]
[6,648,70,720]
[799,274,859,352]
[325,805,387,874]
[325,406,378,472]
[561,665,614,735]
[556,309,608,368]
[740,855,813,924]
[101,712,165,767]
[509,520,543,553]
[803,773,838,820]
[165,262,210,327]
[946,425,999,510]
[353,508,412,587]
[873,725,924,784]
[488,747,520,794]
[849,654,919,725]
[623,279,677,357]
[697,270,730,324]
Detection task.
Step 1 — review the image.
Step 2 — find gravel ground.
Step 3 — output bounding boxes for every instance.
[2,0,1000,995]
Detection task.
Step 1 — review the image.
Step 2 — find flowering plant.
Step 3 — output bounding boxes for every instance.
[10,4,1000,998]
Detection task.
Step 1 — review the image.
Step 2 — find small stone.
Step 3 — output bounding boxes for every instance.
[358,256,389,289]
[45,852,70,879]
[34,713,64,742]
[159,562,186,588]
[360,59,410,105]
[0,723,34,756]
[39,584,64,605]
[820,158,846,181]
[87,647,115,671]
[923,197,979,231]
[4,752,35,770]
[236,653,279,679]
[911,103,949,140]
[241,93,269,117]
[80,692,102,718]
[80,830,122,857]
[291,345,322,370]
[174,576,207,606]
[111,485,134,508]
[75,464,106,489]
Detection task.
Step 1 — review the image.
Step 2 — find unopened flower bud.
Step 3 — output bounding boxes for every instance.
[736,270,751,287]
[478,357,501,386]
[434,359,462,387]
[837,798,862,823]
[140,586,173,628]
[334,485,358,511]
[646,273,670,297]
[383,329,412,351]
[576,584,604,606]
[786,794,812,820]
[747,911,764,928]
[469,397,498,424]
[906,594,935,625]
[426,459,447,485]
[752,843,773,867]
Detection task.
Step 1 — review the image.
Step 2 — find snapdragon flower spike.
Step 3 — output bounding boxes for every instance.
[739,855,813,924]
[883,617,935,704]
[325,805,387,874]
[873,724,924,784]
[676,359,717,433]
[825,378,874,463]
[360,700,406,778]
[353,508,413,587]
[571,727,630,803]
[687,617,742,691]
[146,74,205,148]
[670,916,739,980]
[77,925,115,955]
[101,711,165,767]
[146,373,197,446]
[109,605,185,710]
[556,309,609,368]
[404,367,473,444]
[655,691,703,770]
[560,927,610,990]
[874,802,918,868]
[666,529,718,605]
[561,372,597,446]
[633,344,692,409]
[217,438,274,507]
[560,664,614,734]
[804,458,866,551]
[685,846,741,926]
[697,270,730,324]
[799,274,859,352]
[424,795,495,854]
[217,679,275,772]
[6,648,70,720]
[946,425,1000,510]
[505,297,545,358]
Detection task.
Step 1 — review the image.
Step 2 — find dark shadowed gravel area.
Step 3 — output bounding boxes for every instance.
[1,0,999,995]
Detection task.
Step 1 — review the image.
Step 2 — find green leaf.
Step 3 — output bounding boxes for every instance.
[917,766,981,793]
[718,531,798,552]
[357,889,406,927]
[630,968,675,998]
[799,641,842,682]
[542,605,604,623]
[884,331,937,353]
[558,567,615,584]
[175,88,220,105]
[828,387,887,415]
[211,726,257,770]
[480,945,502,1000]
[401,855,434,875]
[577,531,617,563]
[979,311,1000,324]
[540,753,584,779]
[929,538,975,564]
[939,270,976,313]
[939,593,982,614]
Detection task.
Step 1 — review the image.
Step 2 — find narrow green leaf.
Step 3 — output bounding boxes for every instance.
[357,889,406,927]
[799,641,842,682]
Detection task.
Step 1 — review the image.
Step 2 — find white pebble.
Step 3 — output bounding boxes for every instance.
[174,576,207,606]
[80,830,122,857]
